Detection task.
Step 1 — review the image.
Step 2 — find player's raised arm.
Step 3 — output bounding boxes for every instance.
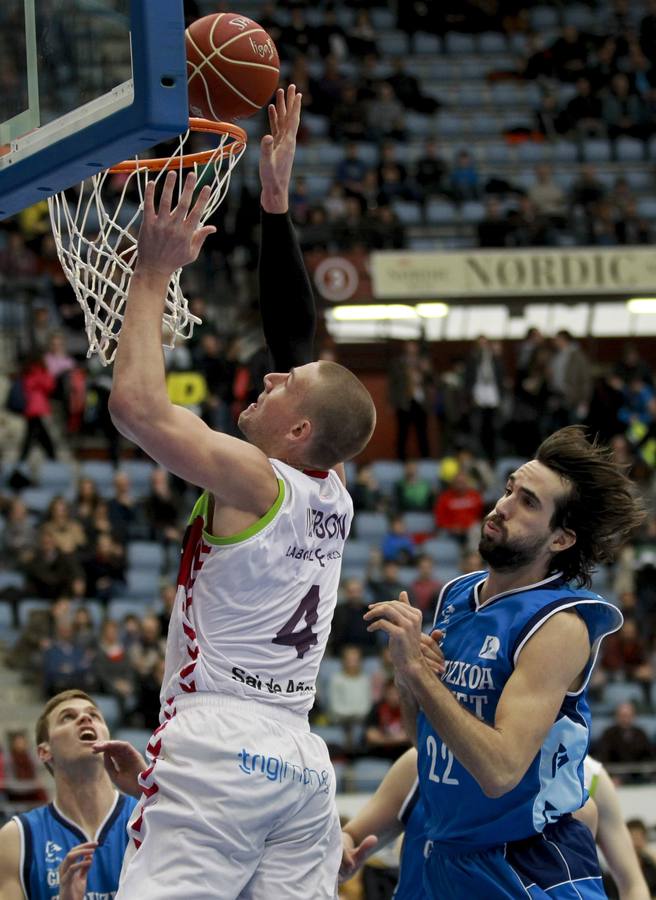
[109,171,279,515]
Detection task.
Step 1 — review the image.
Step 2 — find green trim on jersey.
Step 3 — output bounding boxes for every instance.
[588,772,599,799]
[188,480,286,545]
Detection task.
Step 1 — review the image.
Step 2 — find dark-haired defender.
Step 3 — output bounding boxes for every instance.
[109,87,376,900]
[0,690,139,900]
[365,426,644,900]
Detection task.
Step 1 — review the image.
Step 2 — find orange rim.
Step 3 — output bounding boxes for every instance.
[109,118,248,173]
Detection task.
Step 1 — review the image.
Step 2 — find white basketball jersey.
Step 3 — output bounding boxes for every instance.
[160,459,353,718]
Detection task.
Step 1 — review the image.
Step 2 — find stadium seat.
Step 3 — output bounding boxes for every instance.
[114,728,152,757]
[616,138,645,162]
[636,715,656,742]
[121,460,155,495]
[517,142,548,163]
[312,724,347,748]
[302,113,329,138]
[20,487,56,514]
[354,512,388,542]
[17,598,51,627]
[370,8,395,30]
[414,32,441,55]
[377,31,409,57]
[602,681,645,712]
[370,460,405,493]
[317,143,345,166]
[563,4,595,29]
[0,601,15,632]
[461,201,486,223]
[589,714,613,744]
[426,200,457,226]
[317,656,342,700]
[332,761,347,792]
[445,33,476,55]
[90,693,122,730]
[108,598,145,621]
[127,541,165,572]
[637,197,656,220]
[80,462,115,496]
[362,656,383,678]
[423,538,462,567]
[350,757,392,791]
[38,460,75,490]
[404,512,435,535]
[123,569,160,600]
[583,139,612,163]
[0,570,25,592]
[342,540,375,568]
[478,32,507,54]
[414,460,441,485]
[392,201,423,226]
[529,6,559,29]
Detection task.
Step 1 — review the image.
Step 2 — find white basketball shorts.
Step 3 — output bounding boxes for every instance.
[115,693,341,900]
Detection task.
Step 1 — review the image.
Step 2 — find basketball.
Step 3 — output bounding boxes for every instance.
[186,13,280,122]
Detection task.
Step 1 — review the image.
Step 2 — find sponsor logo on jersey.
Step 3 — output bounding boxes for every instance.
[551,743,570,778]
[45,840,63,864]
[285,544,342,567]
[237,748,331,793]
[478,635,500,660]
[442,658,496,717]
[231,665,315,695]
[305,508,348,540]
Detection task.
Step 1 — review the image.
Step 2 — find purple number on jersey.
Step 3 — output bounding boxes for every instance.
[272,585,320,659]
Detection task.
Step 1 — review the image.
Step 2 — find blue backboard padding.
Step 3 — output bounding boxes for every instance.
[0,0,189,220]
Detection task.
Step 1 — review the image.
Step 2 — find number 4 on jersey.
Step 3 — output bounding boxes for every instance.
[272,585,320,659]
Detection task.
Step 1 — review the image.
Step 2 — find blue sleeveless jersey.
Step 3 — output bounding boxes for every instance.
[393,780,428,900]
[417,570,622,851]
[14,792,137,900]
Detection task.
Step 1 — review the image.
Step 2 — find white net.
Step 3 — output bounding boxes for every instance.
[48,122,247,365]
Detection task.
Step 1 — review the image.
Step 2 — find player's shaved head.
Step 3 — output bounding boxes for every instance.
[303,361,376,469]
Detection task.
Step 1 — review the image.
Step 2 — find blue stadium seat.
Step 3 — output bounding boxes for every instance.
[0,601,15,631]
[478,32,507,54]
[317,143,345,166]
[529,6,559,29]
[80,462,115,496]
[77,599,105,627]
[637,197,656,220]
[426,199,456,225]
[18,598,51,627]
[404,113,436,138]
[517,142,549,163]
[589,713,612,744]
[317,656,342,700]
[377,31,409,56]
[38,460,75,491]
[461,201,486,223]
[370,460,405,493]
[121,460,155,496]
[108,598,144,621]
[354,512,388,542]
[636,715,656,741]
[602,681,645,712]
[445,33,476,54]
[20,487,56,514]
[404,512,435,535]
[123,569,160,600]
[423,538,462,567]
[362,656,383,678]
[332,761,347,792]
[414,32,441,55]
[303,113,329,138]
[0,570,25,592]
[563,4,595,29]
[342,540,375,568]
[90,693,122,730]
[583,139,612,163]
[392,201,423,226]
[370,8,395,30]
[127,541,165,572]
[624,171,652,191]
[350,757,392,791]
[344,461,357,484]
[616,138,645,162]
[312,725,347,748]
[114,728,152,757]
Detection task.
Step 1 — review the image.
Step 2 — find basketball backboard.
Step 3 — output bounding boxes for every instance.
[0,0,189,219]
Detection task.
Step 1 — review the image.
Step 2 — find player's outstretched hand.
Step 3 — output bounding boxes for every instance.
[364,592,425,681]
[259,83,302,214]
[58,841,98,900]
[92,739,146,798]
[136,170,216,278]
[339,831,378,883]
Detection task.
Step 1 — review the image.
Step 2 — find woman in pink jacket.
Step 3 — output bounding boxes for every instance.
[18,353,56,461]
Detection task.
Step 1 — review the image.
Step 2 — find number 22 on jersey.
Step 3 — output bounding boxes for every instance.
[426,735,459,785]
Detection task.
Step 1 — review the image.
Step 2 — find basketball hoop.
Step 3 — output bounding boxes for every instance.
[48,118,247,365]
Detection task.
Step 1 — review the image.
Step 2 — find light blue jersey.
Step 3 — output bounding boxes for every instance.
[418,570,621,851]
[14,792,136,899]
[393,780,427,900]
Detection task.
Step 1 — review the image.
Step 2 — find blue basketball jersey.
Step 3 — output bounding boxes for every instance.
[417,570,622,851]
[14,792,136,900]
[393,780,427,900]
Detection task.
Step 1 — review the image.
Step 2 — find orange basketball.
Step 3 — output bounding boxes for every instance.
[186,13,280,122]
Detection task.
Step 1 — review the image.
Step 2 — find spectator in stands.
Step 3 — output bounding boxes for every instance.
[387,57,440,115]
[449,149,480,202]
[600,617,653,707]
[288,176,311,225]
[278,8,311,59]
[84,534,126,602]
[329,83,370,142]
[195,332,236,435]
[348,10,378,58]
[534,92,567,140]
[547,330,593,430]
[563,77,605,139]
[322,183,349,223]
[328,645,373,732]
[410,555,443,623]
[311,55,348,118]
[388,341,433,460]
[350,464,385,514]
[368,560,407,607]
[464,335,505,460]
[366,204,406,250]
[460,548,485,574]
[549,26,590,83]
[300,206,333,251]
[72,605,97,652]
[627,42,656,99]
[330,577,379,656]
[381,515,416,565]
[433,471,484,546]
[527,165,567,229]
[42,496,87,557]
[619,376,655,429]
[602,73,650,148]
[157,582,177,635]
[140,468,183,560]
[507,196,557,247]
[0,496,36,566]
[511,340,554,455]
[42,617,93,696]
[615,198,652,244]
[312,6,348,60]
[477,196,512,248]
[22,529,85,600]
[107,470,137,543]
[127,613,165,678]
[439,442,494,495]
[363,679,411,760]
[92,618,137,718]
[626,819,656,896]
[4,730,48,805]
[138,654,167,731]
[615,344,654,389]
[394,461,434,513]
[367,83,406,143]
[16,351,57,463]
[414,139,448,202]
[336,143,369,198]
[596,701,654,783]
[74,477,101,531]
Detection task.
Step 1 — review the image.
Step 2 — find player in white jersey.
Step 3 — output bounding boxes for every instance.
[108,86,376,900]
